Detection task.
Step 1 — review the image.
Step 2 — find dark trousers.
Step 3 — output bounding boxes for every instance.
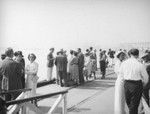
[57,71,67,86]
[21,76,25,88]
[79,67,84,84]
[4,94,11,101]
[100,60,106,78]
[143,89,150,106]
[0,97,6,114]
[124,80,143,114]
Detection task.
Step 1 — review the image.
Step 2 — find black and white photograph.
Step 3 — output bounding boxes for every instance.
[0,0,150,114]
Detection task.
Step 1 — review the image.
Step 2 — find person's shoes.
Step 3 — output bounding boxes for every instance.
[89,74,92,78]
[60,83,64,87]
[64,83,70,87]
[35,102,38,107]
[101,77,105,79]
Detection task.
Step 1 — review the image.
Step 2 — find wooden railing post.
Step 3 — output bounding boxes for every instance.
[62,94,67,114]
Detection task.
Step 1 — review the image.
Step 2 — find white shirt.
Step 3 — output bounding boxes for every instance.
[119,57,149,85]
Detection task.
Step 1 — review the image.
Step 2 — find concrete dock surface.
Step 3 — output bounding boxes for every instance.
[36,68,118,114]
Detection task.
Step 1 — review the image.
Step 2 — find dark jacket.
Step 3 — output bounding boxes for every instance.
[55,55,67,72]
[47,52,54,67]
[0,57,22,96]
[78,52,84,68]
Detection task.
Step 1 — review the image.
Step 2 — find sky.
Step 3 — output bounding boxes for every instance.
[0,0,150,50]
[0,0,150,80]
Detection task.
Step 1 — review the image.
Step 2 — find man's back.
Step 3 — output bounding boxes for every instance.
[120,58,148,84]
[0,57,22,91]
[78,52,84,68]
[55,55,67,71]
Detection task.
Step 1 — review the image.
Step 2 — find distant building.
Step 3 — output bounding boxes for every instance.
[117,42,150,51]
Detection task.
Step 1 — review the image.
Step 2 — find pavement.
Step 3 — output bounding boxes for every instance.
[36,68,117,114]
[68,87,115,114]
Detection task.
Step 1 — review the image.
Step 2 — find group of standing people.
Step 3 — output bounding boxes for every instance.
[0,48,39,104]
[46,47,120,87]
[47,47,98,87]
[114,48,150,114]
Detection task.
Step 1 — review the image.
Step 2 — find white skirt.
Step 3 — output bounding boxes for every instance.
[114,78,126,114]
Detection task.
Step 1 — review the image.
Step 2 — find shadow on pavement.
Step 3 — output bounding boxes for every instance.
[38,106,62,113]
[70,107,91,113]
[77,79,115,90]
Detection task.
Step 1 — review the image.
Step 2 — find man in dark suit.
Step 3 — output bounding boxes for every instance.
[0,48,22,101]
[14,51,25,88]
[77,48,85,84]
[55,51,68,87]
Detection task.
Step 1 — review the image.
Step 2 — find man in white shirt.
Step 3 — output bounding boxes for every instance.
[119,48,149,114]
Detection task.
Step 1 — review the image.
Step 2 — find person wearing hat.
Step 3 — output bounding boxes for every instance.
[114,51,127,114]
[47,48,55,81]
[0,48,22,101]
[119,48,149,114]
[55,51,68,87]
[18,51,25,68]
[100,50,107,79]
[77,48,85,84]
[14,51,25,88]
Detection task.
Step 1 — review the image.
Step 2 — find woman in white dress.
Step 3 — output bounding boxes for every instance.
[66,50,74,83]
[25,53,39,98]
[114,51,127,114]
[67,50,74,74]
[84,52,92,81]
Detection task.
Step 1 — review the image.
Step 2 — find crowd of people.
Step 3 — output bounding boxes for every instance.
[0,48,38,106]
[46,47,118,87]
[0,46,150,114]
[47,47,99,87]
[114,48,150,114]
[0,46,115,102]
